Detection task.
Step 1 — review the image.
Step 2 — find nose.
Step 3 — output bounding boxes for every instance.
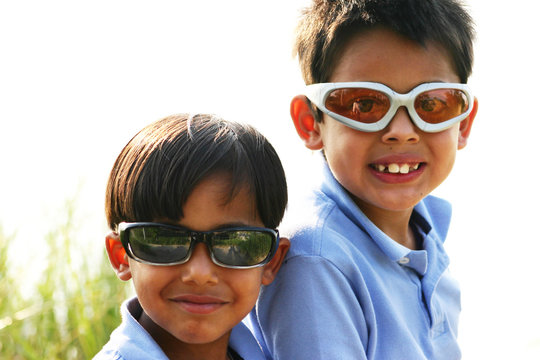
[181,243,219,285]
[381,107,420,144]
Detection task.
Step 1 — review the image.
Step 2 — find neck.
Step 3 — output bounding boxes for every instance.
[357,204,418,250]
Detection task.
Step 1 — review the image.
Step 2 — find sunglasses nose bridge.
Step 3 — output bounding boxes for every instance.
[191,232,216,256]
[191,232,210,247]
[387,92,416,122]
[382,91,423,134]
[392,91,413,108]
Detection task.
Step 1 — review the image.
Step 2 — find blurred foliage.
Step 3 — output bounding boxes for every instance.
[0,199,132,359]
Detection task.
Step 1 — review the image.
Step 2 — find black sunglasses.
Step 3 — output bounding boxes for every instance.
[118,222,279,269]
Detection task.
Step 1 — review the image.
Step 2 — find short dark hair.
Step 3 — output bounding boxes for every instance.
[105,114,287,231]
[294,0,475,85]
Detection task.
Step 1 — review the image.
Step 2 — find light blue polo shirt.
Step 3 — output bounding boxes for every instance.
[94,297,266,360]
[249,161,461,360]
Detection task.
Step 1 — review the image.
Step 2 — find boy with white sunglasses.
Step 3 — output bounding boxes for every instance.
[251,0,478,359]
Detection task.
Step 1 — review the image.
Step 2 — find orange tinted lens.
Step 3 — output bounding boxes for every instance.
[414,89,469,124]
[325,88,390,123]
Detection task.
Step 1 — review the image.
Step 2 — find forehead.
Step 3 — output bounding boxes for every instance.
[179,175,261,232]
[329,27,460,92]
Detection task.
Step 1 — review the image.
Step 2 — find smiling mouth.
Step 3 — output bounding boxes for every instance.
[171,295,228,315]
[371,162,423,174]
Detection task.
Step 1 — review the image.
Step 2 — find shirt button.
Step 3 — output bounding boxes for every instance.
[398,257,410,264]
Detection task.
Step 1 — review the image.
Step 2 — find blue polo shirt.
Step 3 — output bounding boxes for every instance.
[94,297,266,360]
[249,161,461,359]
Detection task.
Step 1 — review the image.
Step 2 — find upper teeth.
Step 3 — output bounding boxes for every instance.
[376,163,420,174]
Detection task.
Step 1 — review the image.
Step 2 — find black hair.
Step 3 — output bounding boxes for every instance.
[105,114,287,230]
[295,0,475,84]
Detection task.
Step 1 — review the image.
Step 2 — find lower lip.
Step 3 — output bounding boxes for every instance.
[174,300,225,315]
[369,165,425,184]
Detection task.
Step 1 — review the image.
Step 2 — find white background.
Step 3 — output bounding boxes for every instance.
[1,1,539,358]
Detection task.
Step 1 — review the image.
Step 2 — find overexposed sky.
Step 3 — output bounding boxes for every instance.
[1,1,539,358]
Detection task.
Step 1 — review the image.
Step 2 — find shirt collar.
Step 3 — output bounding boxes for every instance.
[121,298,265,360]
[319,159,452,276]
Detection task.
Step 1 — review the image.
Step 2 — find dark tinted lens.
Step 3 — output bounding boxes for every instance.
[325,88,390,123]
[211,230,274,266]
[414,89,469,124]
[128,226,191,264]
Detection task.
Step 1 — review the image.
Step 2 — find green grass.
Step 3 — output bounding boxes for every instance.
[0,199,133,359]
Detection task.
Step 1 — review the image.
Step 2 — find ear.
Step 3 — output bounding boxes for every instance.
[457,97,478,149]
[261,237,290,285]
[105,232,132,281]
[290,95,324,151]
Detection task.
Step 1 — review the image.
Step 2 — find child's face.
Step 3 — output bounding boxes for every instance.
[296,27,475,219]
[111,175,287,353]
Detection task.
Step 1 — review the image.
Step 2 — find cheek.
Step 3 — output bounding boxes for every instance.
[322,123,367,162]
[320,119,349,148]
[129,261,170,297]
[429,131,459,175]
[227,271,263,306]
[434,128,460,155]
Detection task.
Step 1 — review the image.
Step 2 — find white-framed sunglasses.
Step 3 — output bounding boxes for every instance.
[304,82,474,133]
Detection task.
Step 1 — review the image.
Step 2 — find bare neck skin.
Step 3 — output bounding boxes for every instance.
[357,203,419,250]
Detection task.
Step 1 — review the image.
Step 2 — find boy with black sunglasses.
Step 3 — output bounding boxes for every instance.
[250,0,479,359]
[94,114,289,360]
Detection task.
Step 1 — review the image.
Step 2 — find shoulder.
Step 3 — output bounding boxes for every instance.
[283,188,380,267]
[229,321,267,360]
[278,184,392,291]
[282,187,336,232]
[283,188,360,248]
